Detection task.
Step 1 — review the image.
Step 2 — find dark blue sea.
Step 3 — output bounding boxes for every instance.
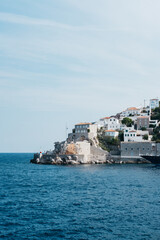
[0,153,160,240]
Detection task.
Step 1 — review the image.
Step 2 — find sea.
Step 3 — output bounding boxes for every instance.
[0,153,160,240]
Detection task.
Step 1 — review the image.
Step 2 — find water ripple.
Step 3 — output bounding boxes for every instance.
[0,154,160,240]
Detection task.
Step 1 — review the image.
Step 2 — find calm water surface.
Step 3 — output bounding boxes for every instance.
[0,153,160,240]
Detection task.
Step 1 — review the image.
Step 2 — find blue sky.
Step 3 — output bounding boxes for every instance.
[1,0,160,152]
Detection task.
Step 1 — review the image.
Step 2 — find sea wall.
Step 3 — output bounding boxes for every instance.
[121,141,160,157]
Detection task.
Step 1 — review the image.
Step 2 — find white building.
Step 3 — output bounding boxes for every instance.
[105,130,119,138]
[107,117,120,130]
[140,106,150,116]
[97,117,110,129]
[124,129,150,142]
[149,119,158,128]
[97,117,120,130]
[150,98,159,110]
[120,107,141,118]
[120,125,134,131]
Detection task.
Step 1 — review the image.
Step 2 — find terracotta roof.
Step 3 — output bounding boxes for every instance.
[137,116,149,119]
[100,117,110,120]
[75,123,91,126]
[129,130,136,132]
[127,107,139,110]
[105,130,118,132]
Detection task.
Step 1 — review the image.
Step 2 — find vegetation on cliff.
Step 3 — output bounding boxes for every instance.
[98,133,122,152]
[152,126,160,142]
[151,102,160,121]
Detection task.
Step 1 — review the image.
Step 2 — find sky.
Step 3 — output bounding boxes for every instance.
[0,0,160,152]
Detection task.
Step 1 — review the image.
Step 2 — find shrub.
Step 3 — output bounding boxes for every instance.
[122,117,134,127]
[143,134,148,140]
[141,127,147,131]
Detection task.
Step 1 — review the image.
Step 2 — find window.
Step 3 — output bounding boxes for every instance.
[131,148,133,150]
[125,148,127,151]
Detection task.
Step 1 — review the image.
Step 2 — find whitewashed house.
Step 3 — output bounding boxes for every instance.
[150,98,159,110]
[124,129,150,142]
[97,117,110,129]
[140,106,150,116]
[120,125,134,131]
[105,130,119,138]
[120,107,141,118]
[98,117,120,130]
[107,117,120,130]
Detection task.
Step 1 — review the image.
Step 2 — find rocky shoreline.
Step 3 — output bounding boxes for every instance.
[30,140,150,165]
[30,154,149,165]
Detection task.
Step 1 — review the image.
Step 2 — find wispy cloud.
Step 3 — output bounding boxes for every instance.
[1,0,160,151]
[0,12,114,32]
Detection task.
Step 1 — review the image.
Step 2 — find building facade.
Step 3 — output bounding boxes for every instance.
[68,123,97,142]
[137,116,149,129]
[120,107,141,118]
[121,142,160,157]
[150,99,159,110]
[124,129,149,142]
[105,130,119,138]
[107,117,120,130]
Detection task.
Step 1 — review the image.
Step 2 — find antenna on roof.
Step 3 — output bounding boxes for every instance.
[65,123,68,139]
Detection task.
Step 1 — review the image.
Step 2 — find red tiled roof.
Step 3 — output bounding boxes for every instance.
[100,117,110,120]
[105,130,118,132]
[127,107,139,110]
[137,116,149,119]
[75,123,91,126]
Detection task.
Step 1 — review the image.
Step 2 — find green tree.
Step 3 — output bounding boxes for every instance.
[141,127,147,131]
[97,135,120,152]
[152,126,160,142]
[151,103,160,121]
[122,117,134,127]
[143,134,148,140]
[118,131,124,141]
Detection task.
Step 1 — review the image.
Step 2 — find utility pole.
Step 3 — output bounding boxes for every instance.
[65,123,68,140]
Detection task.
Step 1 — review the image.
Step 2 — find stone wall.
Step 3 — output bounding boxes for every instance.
[121,141,158,157]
